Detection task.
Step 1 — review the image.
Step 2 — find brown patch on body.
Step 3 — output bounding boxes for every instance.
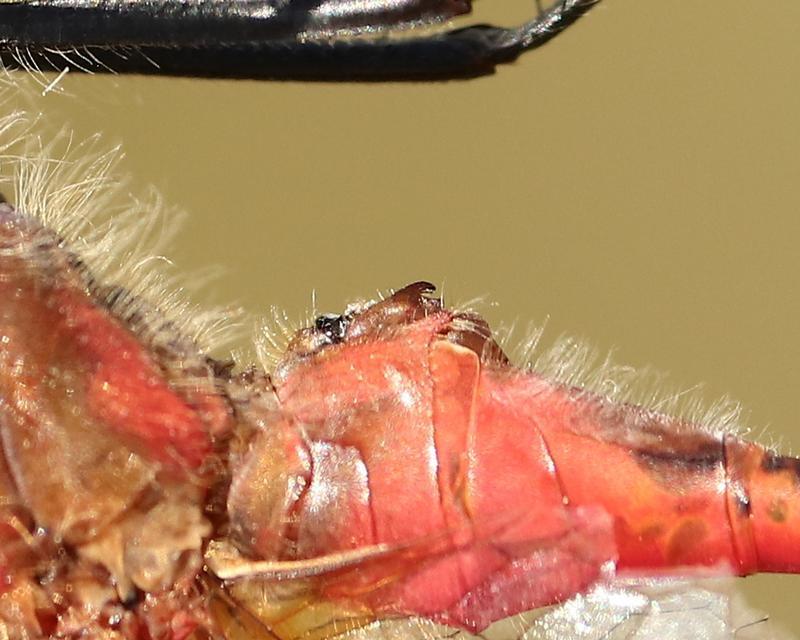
[768,498,788,523]
[666,518,708,564]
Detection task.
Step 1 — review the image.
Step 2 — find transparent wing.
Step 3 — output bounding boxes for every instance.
[333,579,791,640]
[522,579,791,640]
[209,570,793,640]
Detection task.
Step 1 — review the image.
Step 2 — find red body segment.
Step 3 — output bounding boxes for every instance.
[0,207,225,475]
[729,440,800,573]
[0,206,230,638]
[241,285,800,631]
[3,205,800,639]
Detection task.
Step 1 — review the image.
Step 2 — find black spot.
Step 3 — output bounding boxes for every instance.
[120,588,141,610]
[314,313,349,344]
[761,453,800,483]
[734,490,752,518]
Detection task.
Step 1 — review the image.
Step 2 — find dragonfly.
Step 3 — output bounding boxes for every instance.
[0,4,795,639]
[0,92,796,637]
[0,0,599,80]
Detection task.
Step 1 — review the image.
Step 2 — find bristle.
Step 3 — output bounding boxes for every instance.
[530,328,749,440]
[511,320,548,366]
[0,82,242,360]
[450,293,488,316]
[255,306,304,370]
[1,44,125,90]
[254,271,757,444]
[451,293,754,444]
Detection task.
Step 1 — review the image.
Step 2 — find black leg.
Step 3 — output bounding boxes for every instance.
[0,0,601,80]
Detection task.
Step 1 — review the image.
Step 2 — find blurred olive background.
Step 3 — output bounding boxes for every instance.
[4,0,800,634]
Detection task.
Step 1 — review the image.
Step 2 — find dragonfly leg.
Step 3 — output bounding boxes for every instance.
[133,0,601,80]
[0,0,600,80]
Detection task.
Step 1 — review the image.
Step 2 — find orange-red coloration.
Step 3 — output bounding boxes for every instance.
[0,206,231,638]
[235,283,800,632]
[2,207,800,639]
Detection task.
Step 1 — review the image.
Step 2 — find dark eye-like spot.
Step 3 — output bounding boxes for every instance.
[315,313,349,344]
